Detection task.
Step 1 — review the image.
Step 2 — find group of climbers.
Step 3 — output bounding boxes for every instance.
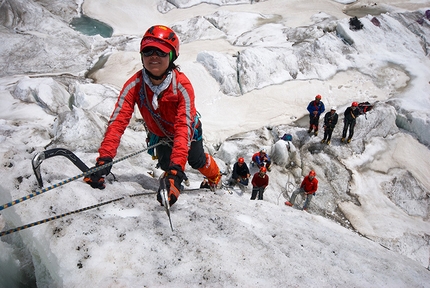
[227,150,270,200]
[226,151,317,209]
[81,24,367,214]
[307,95,366,144]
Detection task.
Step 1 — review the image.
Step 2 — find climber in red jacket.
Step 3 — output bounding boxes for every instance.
[285,170,318,211]
[84,25,221,206]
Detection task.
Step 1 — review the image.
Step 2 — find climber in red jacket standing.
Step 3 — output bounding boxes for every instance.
[250,167,269,200]
[84,25,221,206]
[285,170,318,211]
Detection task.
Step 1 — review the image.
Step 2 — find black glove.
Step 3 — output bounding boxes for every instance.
[83,157,113,189]
[157,165,187,206]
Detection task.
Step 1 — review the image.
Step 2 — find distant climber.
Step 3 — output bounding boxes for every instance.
[251,167,269,200]
[307,94,325,136]
[252,149,272,171]
[285,170,318,211]
[341,102,361,143]
[228,157,251,189]
[321,107,338,145]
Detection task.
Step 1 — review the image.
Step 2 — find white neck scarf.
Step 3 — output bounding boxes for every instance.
[142,69,172,110]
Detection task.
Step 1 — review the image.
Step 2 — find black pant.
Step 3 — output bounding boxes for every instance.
[342,119,356,139]
[251,187,264,200]
[323,127,334,141]
[156,124,206,171]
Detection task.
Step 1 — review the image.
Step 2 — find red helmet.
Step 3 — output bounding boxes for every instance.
[315,94,322,100]
[352,101,359,107]
[140,25,180,59]
[238,157,245,164]
[309,170,316,177]
[260,167,267,173]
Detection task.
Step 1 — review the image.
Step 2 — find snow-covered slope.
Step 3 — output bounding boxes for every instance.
[0,0,429,286]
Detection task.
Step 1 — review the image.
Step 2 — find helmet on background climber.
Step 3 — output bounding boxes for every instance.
[331,106,337,111]
[309,170,316,177]
[238,157,245,164]
[259,167,267,174]
[315,94,322,100]
[140,25,180,61]
[352,101,359,107]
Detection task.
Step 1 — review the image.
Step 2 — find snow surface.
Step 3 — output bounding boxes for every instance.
[0,0,430,287]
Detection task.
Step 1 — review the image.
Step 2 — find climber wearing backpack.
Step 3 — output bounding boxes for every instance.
[307,94,325,136]
[341,102,361,143]
[84,25,221,206]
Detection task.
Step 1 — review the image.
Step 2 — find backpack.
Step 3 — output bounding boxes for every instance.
[349,16,363,31]
[281,133,293,141]
[358,102,373,115]
[418,9,430,25]
[281,133,292,151]
[371,17,380,27]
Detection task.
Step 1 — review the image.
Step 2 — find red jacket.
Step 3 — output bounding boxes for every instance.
[301,176,318,194]
[251,172,269,188]
[98,69,196,171]
[252,152,269,165]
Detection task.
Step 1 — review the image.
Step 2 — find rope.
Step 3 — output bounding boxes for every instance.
[0,142,165,211]
[140,82,174,141]
[0,192,158,237]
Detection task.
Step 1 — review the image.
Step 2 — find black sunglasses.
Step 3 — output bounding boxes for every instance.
[141,49,169,57]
